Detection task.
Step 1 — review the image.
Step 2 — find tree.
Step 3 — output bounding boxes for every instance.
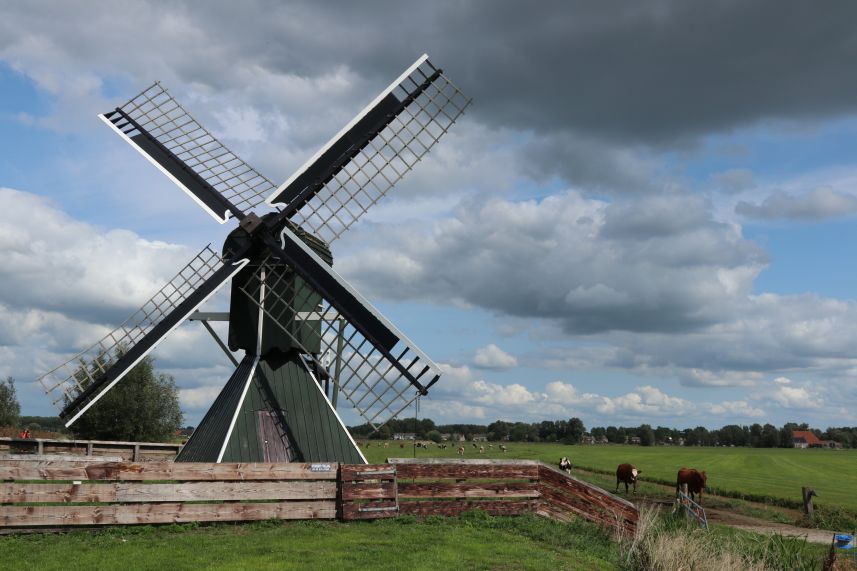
[638,424,655,446]
[0,377,20,427]
[426,430,442,443]
[760,423,779,448]
[565,418,585,444]
[71,355,182,442]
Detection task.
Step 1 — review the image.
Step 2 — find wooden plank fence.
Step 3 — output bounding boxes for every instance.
[0,458,638,534]
[0,437,182,461]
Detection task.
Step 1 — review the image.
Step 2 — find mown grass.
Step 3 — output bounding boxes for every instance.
[0,510,829,571]
[0,514,619,571]
[365,441,857,513]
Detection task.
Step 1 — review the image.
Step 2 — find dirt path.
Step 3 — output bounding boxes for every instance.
[634,498,833,544]
[571,467,836,544]
[704,505,834,544]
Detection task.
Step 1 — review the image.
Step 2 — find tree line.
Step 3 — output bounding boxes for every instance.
[350,417,587,444]
[350,416,857,448]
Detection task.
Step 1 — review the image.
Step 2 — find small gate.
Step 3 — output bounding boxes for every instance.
[339,464,399,520]
[673,489,708,530]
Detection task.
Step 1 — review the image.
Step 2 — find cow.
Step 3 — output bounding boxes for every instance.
[559,457,572,474]
[457,446,465,455]
[676,467,707,503]
[615,463,641,494]
[499,445,507,453]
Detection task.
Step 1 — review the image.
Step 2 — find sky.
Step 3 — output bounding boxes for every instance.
[2,0,857,430]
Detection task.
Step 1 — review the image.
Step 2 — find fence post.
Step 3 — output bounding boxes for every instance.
[802,486,816,518]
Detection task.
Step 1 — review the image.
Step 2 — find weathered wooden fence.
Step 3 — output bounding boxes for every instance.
[0,459,637,534]
[0,461,337,527]
[0,437,182,461]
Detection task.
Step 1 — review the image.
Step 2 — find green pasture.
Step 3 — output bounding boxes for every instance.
[363,441,857,511]
[0,515,618,571]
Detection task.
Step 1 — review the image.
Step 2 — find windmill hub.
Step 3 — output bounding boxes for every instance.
[35,54,471,464]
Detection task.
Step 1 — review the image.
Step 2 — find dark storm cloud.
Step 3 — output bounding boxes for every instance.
[6,0,857,147]
[225,0,857,143]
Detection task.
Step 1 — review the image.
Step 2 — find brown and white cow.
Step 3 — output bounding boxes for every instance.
[615,463,641,494]
[676,467,707,502]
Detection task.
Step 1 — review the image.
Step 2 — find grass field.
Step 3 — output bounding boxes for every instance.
[0,509,828,571]
[362,441,857,511]
[0,515,619,571]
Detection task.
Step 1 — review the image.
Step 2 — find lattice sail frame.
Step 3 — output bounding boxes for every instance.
[237,254,441,429]
[102,82,277,218]
[37,246,225,410]
[270,56,472,244]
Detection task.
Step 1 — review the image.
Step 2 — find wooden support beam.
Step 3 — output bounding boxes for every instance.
[0,501,336,527]
[0,481,336,504]
[397,482,539,499]
[0,461,339,481]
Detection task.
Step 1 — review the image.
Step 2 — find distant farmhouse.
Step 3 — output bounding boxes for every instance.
[393,433,416,441]
[792,430,842,449]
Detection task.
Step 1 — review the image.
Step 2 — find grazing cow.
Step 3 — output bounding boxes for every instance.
[615,463,641,494]
[457,446,465,455]
[383,442,389,449]
[676,468,707,503]
[559,457,572,474]
[400,443,405,449]
[479,446,485,454]
[499,444,507,453]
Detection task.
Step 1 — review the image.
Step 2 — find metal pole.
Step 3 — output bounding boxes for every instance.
[331,319,345,409]
[200,320,239,367]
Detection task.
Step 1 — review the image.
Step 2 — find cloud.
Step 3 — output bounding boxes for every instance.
[676,369,763,388]
[339,190,767,335]
[429,368,772,424]
[0,187,232,416]
[473,344,518,370]
[769,377,822,409]
[711,169,756,194]
[735,187,857,221]
[704,400,765,418]
[3,1,857,182]
[0,187,198,325]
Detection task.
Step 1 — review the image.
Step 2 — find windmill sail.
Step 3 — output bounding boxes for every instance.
[37,246,249,426]
[267,54,472,244]
[238,224,442,429]
[100,82,277,222]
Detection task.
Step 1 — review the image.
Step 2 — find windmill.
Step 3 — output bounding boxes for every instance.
[35,55,470,464]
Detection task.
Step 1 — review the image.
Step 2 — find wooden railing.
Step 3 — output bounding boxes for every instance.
[0,458,638,534]
[0,437,182,461]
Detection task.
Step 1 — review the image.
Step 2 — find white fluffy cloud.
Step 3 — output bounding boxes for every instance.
[0,188,233,416]
[473,344,518,370]
[769,377,822,409]
[426,365,774,424]
[339,191,767,335]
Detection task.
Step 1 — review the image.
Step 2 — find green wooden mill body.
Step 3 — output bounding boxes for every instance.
[176,227,365,464]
